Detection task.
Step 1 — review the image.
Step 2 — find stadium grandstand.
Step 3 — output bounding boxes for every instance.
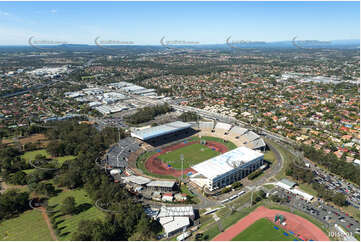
[157,206,195,219]
[241,130,261,143]
[215,122,232,131]
[105,137,140,168]
[157,206,195,238]
[248,138,266,151]
[229,126,248,136]
[198,121,215,130]
[146,180,176,192]
[131,121,197,146]
[121,175,151,186]
[190,146,264,191]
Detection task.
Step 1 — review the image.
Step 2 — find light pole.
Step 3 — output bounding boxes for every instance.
[180,154,184,183]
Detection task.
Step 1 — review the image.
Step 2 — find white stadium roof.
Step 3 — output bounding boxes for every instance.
[160,217,190,236]
[157,206,194,218]
[229,126,248,136]
[249,138,266,149]
[131,121,191,140]
[121,175,151,185]
[146,180,176,188]
[242,131,260,142]
[215,122,232,131]
[192,146,264,179]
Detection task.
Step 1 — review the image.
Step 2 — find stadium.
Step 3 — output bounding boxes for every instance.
[123,120,266,191]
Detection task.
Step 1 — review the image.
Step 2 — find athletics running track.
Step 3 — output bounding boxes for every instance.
[145,140,228,177]
[213,206,329,241]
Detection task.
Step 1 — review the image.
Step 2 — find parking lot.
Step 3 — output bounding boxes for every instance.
[93,117,129,131]
[272,187,360,235]
[312,167,360,209]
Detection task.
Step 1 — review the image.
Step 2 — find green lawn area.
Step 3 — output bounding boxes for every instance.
[158,143,220,169]
[264,150,276,163]
[53,155,76,165]
[0,209,53,241]
[202,206,258,240]
[263,184,275,190]
[21,149,51,161]
[47,188,105,240]
[23,168,36,174]
[264,139,295,180]
[189,136,237,150]
[21,149,76,169]
[231,218,298,241]
[297,183,318,197]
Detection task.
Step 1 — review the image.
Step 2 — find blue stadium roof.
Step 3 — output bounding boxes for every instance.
[131,121,191,140]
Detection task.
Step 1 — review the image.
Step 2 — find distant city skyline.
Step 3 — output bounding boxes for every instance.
[0,1,359,45]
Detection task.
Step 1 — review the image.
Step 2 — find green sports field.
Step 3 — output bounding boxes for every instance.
[0,210,53,241]
[157,143,220,169]
[231,218,298,241]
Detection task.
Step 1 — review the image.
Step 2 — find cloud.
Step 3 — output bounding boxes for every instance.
[50,9,57,14]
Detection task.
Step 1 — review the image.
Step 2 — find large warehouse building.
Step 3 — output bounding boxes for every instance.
[190,146,264,191]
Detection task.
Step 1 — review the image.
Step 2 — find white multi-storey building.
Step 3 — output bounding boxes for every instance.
[190,146,264,191]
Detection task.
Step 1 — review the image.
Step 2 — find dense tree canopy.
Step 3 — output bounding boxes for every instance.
[124,103,173,124]
[178,111,199,122]
[0,189,29,221]
[299,144,359,185]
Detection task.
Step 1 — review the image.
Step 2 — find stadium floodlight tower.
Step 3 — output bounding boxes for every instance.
[180,154,184,183]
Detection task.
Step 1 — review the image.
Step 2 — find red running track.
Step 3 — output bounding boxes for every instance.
[145,140,228,177]
[213,206,329,241]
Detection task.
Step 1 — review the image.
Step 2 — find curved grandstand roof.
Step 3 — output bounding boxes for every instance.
[131,121,191,140]
[229,126,248,136]
[249,138,266,149]
[242,131,260,142]
[192,146,264,179]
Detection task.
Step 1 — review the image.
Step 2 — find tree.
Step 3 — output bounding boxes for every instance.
[5,171,27,185]
[61,196,76,215]
[0,189,29,221]
[333,193,347,207]
[34,182,56,197]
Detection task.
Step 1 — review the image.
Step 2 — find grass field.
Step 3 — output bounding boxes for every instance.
[231,218,298,241]
[189,136,237,150]
[21,149,51,161]
[264,139,295,180]
[0,210,53,241]
[136,135,236,179]
[21,149,76,168]
[158,143,220,169]
[47,188,105,240]
[264,202,329,235]
[202,206,259,240]
[264,150,276,163]
[297,183,318,197]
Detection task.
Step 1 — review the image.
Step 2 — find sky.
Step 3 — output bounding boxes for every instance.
[0,1,359,45]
